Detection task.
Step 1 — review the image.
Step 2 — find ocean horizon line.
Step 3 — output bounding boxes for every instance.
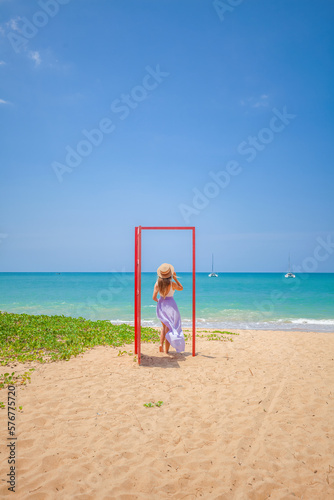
[0,271,333,275]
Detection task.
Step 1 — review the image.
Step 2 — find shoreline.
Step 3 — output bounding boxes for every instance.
[115,317,334,334]
[2,308,334,334]
[2,306,334,333]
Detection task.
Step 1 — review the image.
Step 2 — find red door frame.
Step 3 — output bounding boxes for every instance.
[134,226,196,365]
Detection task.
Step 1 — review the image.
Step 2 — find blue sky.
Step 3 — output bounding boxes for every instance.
[0,0,333,272]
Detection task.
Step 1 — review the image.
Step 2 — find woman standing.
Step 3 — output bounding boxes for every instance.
[152,263,185,354]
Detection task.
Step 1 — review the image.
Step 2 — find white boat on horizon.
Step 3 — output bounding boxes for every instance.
[285,253,295,278]
[208,254,218,277]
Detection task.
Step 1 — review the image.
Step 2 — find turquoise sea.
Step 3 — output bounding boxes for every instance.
[0,272,333,332]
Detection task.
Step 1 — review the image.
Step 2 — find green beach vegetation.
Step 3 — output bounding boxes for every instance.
[0,311,158,366]
[197,330,239,342]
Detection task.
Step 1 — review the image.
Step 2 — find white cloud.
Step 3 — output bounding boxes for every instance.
[7,17,20,32]
[1,21,42,67]
[240,94,269,109]
[252,95,269,108]
[0,99,10,104]
[29,50,41,66]
[0,60,6,65]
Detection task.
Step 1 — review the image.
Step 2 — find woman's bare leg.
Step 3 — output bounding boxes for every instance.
[165,338,170,354]
[159,322,166,352]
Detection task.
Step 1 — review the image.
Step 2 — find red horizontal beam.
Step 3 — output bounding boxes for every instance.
[140,226,195,230]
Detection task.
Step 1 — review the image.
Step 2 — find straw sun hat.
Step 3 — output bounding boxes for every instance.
[157,263,176,279]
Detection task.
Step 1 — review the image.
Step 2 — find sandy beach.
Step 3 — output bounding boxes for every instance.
[1,329,334,499]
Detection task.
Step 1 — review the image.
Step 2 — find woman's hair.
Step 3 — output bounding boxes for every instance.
[157,277,172,297]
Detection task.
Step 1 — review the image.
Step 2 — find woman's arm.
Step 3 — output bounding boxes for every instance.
[152,282,159,302]
[172,272,183,291]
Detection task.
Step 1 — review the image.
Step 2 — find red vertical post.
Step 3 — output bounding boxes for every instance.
[138,226,142,364]
[134,227,138,354]
[134,225,196,363]
[192,227,196,356]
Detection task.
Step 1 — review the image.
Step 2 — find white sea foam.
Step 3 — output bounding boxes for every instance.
[289,318,334,326]
[109,319,134,326]
[109,317,334,332]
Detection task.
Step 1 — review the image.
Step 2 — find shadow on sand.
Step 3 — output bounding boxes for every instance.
[140,351,192,368]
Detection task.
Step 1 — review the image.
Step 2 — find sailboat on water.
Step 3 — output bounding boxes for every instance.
[208,254,218,277]
[285,253,295,278]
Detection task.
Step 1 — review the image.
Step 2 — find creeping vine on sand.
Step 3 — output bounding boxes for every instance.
[0,369,35,389]
[143,401,164,408]
[0,311,157,365]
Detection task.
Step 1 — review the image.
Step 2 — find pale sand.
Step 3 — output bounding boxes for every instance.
[1,329,334,499]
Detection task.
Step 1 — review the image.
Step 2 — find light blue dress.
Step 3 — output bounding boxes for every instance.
[156,283,185,353]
